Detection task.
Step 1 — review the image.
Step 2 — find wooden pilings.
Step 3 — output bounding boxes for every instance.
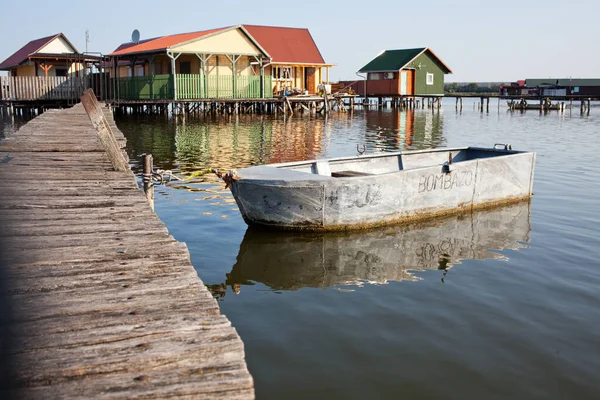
[455,97,463,112]
[5,95,593,120]
[142,153,154,211]
[580,99,591,115]
[352,96,442,111]
[110,97,351,118]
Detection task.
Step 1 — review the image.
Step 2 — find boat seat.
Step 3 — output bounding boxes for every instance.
[313,160,331,176]
[331,170,373,177]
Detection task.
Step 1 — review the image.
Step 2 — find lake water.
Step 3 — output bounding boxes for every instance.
[7,99,598,399]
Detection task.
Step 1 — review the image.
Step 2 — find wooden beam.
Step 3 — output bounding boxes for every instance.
[40,64,53,78]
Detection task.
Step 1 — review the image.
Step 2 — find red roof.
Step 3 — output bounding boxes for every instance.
[109,25,328,65]
[0,33,63,69]
[242,25,326,65]
[111,37,157,54]
[109,28,228,56]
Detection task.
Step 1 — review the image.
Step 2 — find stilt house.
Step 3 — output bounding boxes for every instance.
[0,33,102,102]
[342,47,452,97]
[107,24,333,101]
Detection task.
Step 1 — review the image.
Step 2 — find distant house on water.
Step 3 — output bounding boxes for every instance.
[500,78,600,97]
[339,47,452,97]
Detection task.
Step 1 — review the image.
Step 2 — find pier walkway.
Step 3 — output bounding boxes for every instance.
[0,104,254,398]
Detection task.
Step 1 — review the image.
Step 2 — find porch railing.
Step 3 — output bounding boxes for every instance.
[113,74,173,100]
[0,76,87,101]
[111,74,272,101]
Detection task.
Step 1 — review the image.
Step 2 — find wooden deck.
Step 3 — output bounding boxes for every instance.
[0,104,254,398]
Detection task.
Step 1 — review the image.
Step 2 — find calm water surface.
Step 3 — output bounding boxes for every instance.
[113,100,599,399]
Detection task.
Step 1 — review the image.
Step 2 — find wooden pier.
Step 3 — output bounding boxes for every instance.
[0,102,254,398]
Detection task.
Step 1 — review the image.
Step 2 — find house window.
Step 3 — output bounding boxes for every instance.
[55,68,68,77]
[272,66,293,80]
[368,73,381,80]
[426,73,434,85]
[281,66,292,80]
[179,61,191,74]
[135,65,144,77]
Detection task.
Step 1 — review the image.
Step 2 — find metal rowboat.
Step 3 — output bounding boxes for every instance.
[227,144,536,231]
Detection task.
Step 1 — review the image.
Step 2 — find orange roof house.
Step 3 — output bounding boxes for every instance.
[108,24,333,100]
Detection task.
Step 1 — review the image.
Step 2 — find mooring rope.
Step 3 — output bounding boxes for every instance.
[149,168,240,188]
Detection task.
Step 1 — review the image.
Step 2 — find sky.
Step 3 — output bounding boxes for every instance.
[1,0,599,82]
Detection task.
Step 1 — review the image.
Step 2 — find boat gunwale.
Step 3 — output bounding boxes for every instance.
[235,148,535,184]
[256,146,531,170]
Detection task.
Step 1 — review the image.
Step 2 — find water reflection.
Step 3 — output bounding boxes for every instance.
[365,109,445,152]
[0,116,31,139]
[211,202,531,296]
[117,109,446,181]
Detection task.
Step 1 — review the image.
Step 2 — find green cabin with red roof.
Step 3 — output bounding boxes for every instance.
[356,47,452,97]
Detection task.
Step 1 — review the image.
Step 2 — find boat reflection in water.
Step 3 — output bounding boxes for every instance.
[213,202,531,296]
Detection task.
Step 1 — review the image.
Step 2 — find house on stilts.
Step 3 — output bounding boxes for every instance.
[339,47,452,102]
[0,33,104,105]
[106,24,334,103]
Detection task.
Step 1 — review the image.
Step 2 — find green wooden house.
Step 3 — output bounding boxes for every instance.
[356,47,452,97]
[107,26,272,101]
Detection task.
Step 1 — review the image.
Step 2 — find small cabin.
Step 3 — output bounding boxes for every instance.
[351,47,452,97]
[500,78,600,97]
[0,33,84,78]
[0,33,103,102]
[525,78,600,97]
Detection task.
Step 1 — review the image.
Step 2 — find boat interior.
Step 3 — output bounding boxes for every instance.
[282,147,521,178]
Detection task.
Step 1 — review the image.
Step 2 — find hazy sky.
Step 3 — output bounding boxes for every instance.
[1,0,598,82]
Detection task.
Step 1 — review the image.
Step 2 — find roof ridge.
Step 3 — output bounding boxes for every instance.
[241,24,309,31]
[163,26,230,37]
[384,47,426,52]
[110,26,232,54]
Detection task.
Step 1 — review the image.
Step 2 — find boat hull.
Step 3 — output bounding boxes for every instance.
[229,147,536,231]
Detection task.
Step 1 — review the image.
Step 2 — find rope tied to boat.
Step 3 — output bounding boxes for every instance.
[183,168,241,188]
[212,169,241,189]
[143,169,183,185]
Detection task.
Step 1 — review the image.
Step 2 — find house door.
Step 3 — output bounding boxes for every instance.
[305,67,316,93]
[400,71,408,95]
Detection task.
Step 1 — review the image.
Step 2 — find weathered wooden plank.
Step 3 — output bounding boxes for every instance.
[9,366,253,400]
[0,103,254,399]
[0,208,155,222]
[80,89,129,171]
